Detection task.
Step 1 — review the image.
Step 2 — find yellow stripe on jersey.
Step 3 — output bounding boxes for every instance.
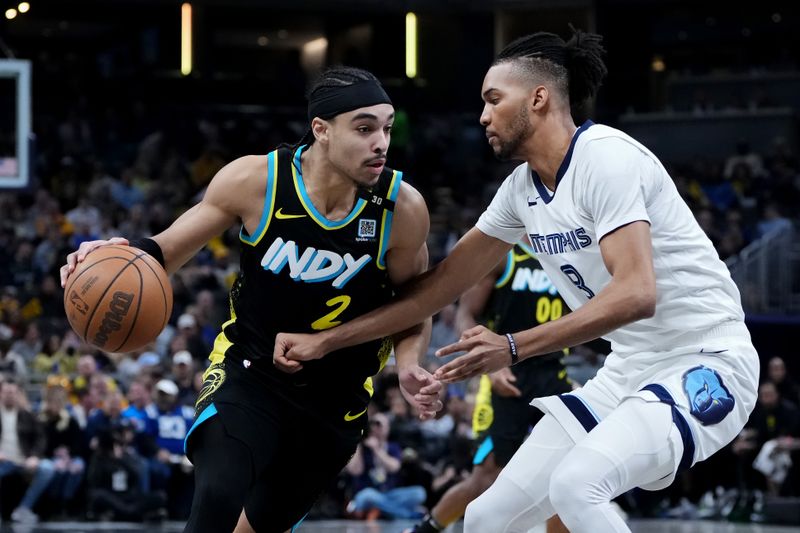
[291,145,367,230]
[207,317,236,366]
[240,150,278,246]
[377,170,403,270]
[363,376,374,397]
[360,338,393,401]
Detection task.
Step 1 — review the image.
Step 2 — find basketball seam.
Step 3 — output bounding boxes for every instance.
[134,251,170,330]
[65,256,124,299]
[64,244,138,296]
[112,259,144,353]
[81,254,142,347]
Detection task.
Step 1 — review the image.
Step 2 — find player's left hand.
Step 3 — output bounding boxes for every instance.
[398,365,444,420]
[434,325,513,383]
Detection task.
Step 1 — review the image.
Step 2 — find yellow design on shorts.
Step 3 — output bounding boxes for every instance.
[196,362,226,409]
[472,374,494,434]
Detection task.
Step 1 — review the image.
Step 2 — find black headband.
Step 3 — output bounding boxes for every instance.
[307,79,392,123]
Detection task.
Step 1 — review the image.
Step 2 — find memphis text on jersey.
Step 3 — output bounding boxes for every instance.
[528,227,592,255]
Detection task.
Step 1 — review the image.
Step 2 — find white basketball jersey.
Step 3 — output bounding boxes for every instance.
[476,121,744,355]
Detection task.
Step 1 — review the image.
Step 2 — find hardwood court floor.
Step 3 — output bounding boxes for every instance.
[3,520,796,533]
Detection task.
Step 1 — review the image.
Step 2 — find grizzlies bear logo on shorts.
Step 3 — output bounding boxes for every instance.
[682,365,735,426]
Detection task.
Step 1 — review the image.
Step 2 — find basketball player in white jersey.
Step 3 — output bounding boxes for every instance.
[273,29,759,533]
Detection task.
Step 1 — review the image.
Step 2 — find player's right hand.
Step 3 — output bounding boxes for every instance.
[60,237,130,288]
[489,367,522,397]
[273,331,333,373]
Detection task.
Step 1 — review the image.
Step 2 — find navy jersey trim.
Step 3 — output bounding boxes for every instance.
[559,394,599,433]
[640,384,696,472]
[531,120,594,205]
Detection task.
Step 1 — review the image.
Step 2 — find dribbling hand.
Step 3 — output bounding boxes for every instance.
[60,237,130,288]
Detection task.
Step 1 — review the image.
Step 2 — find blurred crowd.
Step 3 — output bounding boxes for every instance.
[0,89,798,525]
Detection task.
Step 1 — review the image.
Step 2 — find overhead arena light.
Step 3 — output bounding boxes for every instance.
[406,12,417,78]
[181,3,192,75]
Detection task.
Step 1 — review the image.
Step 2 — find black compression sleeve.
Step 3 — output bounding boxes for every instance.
[128,237,166,269]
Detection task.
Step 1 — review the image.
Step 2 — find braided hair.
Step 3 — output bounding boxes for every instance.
[294,66,382,148]
[495,27,607,111]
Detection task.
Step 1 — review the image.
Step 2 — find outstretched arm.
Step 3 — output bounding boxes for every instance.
[434,221,656,382]
[273,227,512,363]
[383,185,440,420]
[60,156,267,284]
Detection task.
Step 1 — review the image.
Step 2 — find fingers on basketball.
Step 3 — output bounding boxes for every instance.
[63,245,173,353]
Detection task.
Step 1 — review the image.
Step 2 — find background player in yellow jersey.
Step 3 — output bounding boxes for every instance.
[405,243,570,533]
[60,67,444,533]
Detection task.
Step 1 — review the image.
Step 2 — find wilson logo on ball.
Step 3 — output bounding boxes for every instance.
[93,291,135,347]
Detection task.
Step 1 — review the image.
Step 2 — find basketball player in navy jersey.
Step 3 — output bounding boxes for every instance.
[275,30,759,533]
[60,67,443,533]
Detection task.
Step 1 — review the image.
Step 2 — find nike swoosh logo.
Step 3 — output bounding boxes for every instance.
[275,208,307,220]
[344,407,368,422]
[700,348,728,354]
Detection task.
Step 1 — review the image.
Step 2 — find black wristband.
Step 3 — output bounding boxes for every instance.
[128,237,166,269]
[505,333,519,365]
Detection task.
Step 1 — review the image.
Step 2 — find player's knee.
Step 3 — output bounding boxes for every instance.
[463,485,514,533]
[195,481,238,510]
[464,497,495,533]
[549,456,608,516]
[549,460,586,515]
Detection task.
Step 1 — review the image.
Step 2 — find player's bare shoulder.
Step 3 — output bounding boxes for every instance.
[390,182,430,249]
[204,154,269,220]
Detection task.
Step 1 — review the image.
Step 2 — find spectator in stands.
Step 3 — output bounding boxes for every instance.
[10,322,42,363]
[739,382,800,495]
[345,412,427,520]
[65,197,102,237]
[717,210,746,260]
[0,379,56,524]
[86,390,125,445]
[724,141,766,180]
[0,338,28,381]
[143,379,194,491]
[86,426,166,521]
[695,208,721,248]
[174,313,209,363]
[767,356,800,408]
[41,384,86,517]
[71,355,99,401]
[169,351,197,407]
[756,203,793,238]
[121,380,153,434]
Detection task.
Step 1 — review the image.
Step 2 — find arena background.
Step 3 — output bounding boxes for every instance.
[0,0,798,531]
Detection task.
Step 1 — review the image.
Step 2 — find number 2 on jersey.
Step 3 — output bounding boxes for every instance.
[560,264,595,299]
[311,295,352,330]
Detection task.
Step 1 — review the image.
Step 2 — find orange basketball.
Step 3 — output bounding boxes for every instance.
[63,245,173,353]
